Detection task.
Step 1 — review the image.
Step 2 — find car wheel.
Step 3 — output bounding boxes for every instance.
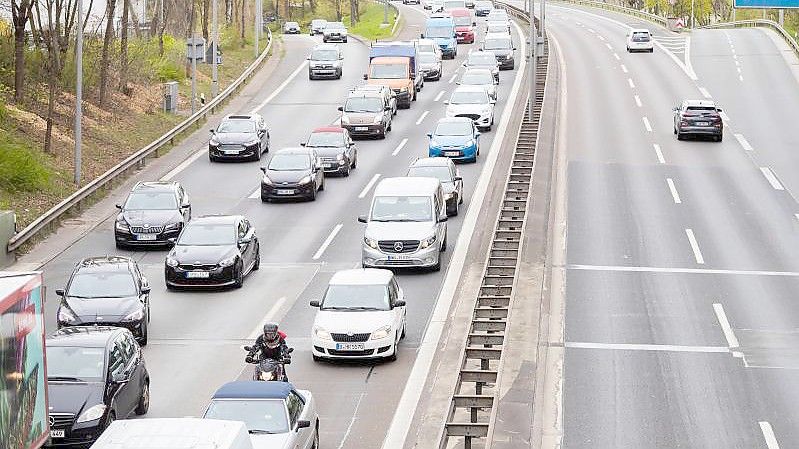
[448,204,458,216]
[441,232,447,252]
[343,164,351,177]
[387,121,393,132]
[627,47,631,52]
[115,241,127,250]
[388,340,398,362]
[139,322,149,346]
[253,245,260,271]
[261,194,269,203]
[104,411,117,430]
[312,423,320,449]
[309,185,317,201]
[717,134,723,142]
[351,155,357,169]
[673,126,677,135]
[344,37,348,42]
[233,265,244,289]
[431,255,441,272]
[676,132,684,141]
[401,321,406,339]
[135,381,150,415]
[209,153,217,162]
[379,129,387,139]
[319,177,325,191]
[252,147,262,162]
[649,48,654,53]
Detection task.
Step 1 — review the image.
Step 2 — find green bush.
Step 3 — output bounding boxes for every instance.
[0,136,51,193]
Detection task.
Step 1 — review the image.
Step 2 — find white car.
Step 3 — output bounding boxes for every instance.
[417,38,443,59]
[323,21,348,43]
[203,381,319,449]
[445,85,496,131]
[458,68,497,101]
[310,269,407,361]
[626,28,654,53]
[283,21,300,34]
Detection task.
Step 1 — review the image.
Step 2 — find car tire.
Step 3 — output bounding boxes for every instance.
[401,321,406,339]
[261,194,269,203]
[135,381,150,415]
[253,245,260,271]
[387,121,393,132]
[677,132,684,141]
[448,203,458,216]
[351,155,357,169]
[312,424,320,449]
[104,411,117,430]
[209,153,217,162]
[388,341,398,362]
[139,322,149,346]
[115,241,127,250]
[344,38,348,42]
[431,255,441,272]
[309,185,317,201]
[649,48,654,53]
[716,134,723,142]
[673,126,677,135]
[627,47,631,52]
[319,178,325,191]
[251,147,262,162]
[233,265,244,289]
[441,232,447,252]
[313,354,323,362]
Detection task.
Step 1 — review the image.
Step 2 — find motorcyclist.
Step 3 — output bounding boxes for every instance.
[246,322,291,366]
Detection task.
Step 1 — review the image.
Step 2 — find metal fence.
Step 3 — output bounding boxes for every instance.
[7,30,274,253]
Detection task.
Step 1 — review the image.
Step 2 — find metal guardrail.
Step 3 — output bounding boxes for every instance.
[7,30,274,253]
[702,19,799,58]
[555,0,667,27]
[437,3,548,448]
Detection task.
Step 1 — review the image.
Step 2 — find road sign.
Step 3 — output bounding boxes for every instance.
[734,0,799,8]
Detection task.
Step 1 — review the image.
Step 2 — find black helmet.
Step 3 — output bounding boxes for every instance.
[263,322,280,349]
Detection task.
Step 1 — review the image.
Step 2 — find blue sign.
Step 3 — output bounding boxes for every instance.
[735,0,799,8]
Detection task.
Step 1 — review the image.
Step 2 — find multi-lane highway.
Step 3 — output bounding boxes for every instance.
[31,4,527,449]
[533,2,799,448]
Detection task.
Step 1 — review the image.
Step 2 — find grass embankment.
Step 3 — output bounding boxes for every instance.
[275,1,399,41]
[0,26,265,229]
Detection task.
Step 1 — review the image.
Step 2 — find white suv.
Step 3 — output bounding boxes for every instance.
[626,29,654,53]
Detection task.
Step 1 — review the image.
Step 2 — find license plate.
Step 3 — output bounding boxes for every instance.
[50,430,65,438]
[355,126,369,131]
[387,254,412,260]
[136,234,157,241]
[336,343,365,351]
[444,151,460,157]
[186,271,210,279]
[223,149,239,155]
[325,164,335,169]
[695,122,708,126]
[277,189,295,195]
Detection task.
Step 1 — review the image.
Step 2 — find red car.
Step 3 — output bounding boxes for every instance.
[451,8,475,44]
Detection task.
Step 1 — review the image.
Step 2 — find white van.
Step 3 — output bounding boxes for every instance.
[358,177,448,271]
[90,418,253,449]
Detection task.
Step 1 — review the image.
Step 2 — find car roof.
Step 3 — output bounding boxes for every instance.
[223,114,258,121]
[453,85,489,93]
[47,326,125,347]
[469,50,497,58]
[352,84,389,93]
[374,177,441,196]
[274,147,315,156]
[312,127,345,133]
[463,67,494,76]
[212,381,295,400]
[190,214,241,225]
[436,116,473,126]
[410,157,454,168]
[684,99,717,107]
[329,268,394,286]
[451,7,470,14]
[312,43,339,51]
[347,90,384,99]
[132,181,180,192]
[630,28,650,33]
[74,256,134,273]
[485,32,511,40]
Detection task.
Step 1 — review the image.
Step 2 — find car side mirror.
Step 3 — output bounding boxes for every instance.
[427,132,433,138]
[243,345,253,351]
[394,300,406,308]
[306,56,311,60]
[310,300,321,307]
[455,81,461,85]
[260,166,267,173]
[358,215,368,223]
[115,204,122,210]
[443,100,449,104]
[55,289,65,297]
[167,237,177,244]
[299,142,307,147]
[140,285,151,294]
[297,420,311,430]
[438,216,448,223]
[474,132,481,137]
[363,73,368,80]
[420,33,425,38]
[454,176,462,181]
[112,372,130,384]
[181,203,191,209]
[716,108,723,112]
[513,47,517,50]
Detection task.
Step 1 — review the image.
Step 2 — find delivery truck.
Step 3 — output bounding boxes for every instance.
[365,42,424,109]
[0,271,48,449]
[89,418,254,449]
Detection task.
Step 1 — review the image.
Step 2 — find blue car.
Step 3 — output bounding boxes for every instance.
[428,117,481,163]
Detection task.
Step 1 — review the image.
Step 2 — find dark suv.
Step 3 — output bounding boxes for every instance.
[114,181,191,249]
[209,114,270,161]
[45,326,149,449]
[56,256,151,344]
[165,215,260,289]
[301,127,358,176]
[673,100,724,141]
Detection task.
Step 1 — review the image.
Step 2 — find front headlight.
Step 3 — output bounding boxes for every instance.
[298,176,313,185]
[341,115,350,125]
[444,192,454,200]
[164,222,181,231]
[373,113,384,124]
[166,256,179,267]
[364,236,378,249]
[429,139,441,148]
[314,326,332,340]
[371,325,392,340]
[336,153,345,161]
[57,307,77,324]
[115,219,129,232]
[123,308,145,322]
[77,404,107,423]
[463,139,475,148]
[245,139,260,147]
[419,234,437,249]
[262,175,274,186]
[209,140,220,148]
[260,370,277,381]
[219,255,237,267]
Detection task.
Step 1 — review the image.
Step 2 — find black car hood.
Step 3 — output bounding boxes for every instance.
[172,244,239,264]
[64,296,141,322]
[120,209,181,227]
[212,132,257,145]
[308,146,346,157]
[266,169,313,183]
[47,381,105,417]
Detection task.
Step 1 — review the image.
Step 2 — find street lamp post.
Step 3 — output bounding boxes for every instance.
[529,0,536,116]
[74,0,83,185]
[690,0,695,28]
[212,0,219,97]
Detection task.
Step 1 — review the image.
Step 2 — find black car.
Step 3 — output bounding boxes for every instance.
[45,326,149,449]
[261,148,326,201]
[56,256,151,345]
[301,127,357,176]
[114,181,191,249]
[165,215,260,289]
[481,35,515,70]
[209,114,270,162]
[673,99,724,142]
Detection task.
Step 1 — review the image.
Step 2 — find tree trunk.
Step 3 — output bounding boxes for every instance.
[335,0,341,20]
[185,0,196,78]
[44,74,57,154]
[202,0,210,41]
[120,0,129,92]
[99,0,117,105]
[350,0,357,24]
[240,0,245,46]
[309,0,315,12]
[11,0,33,103]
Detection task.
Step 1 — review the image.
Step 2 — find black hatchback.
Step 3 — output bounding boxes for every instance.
[45,326,149,449]
[165,215,260,289]
[209,114,270,162]
[56,256,151,345]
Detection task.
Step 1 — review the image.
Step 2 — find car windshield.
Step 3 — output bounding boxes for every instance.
[461,70,493,85]
[307,132,345,147]
[488,11,508,20]
[476,1,492,7]
[484,37,511,50]
[435,121,472,136]
[686,106,717,113]
[204,399,290,434]
[450,90,489,104]
[487,24,507,33]
[454,16,471,26]
[345,97,384,113]
[177,223,235,246]
[123,191,177,210]
[444,0,464,8]
[312,20,326,26]
[468,53,496,65]
[632,32,650,42]
[425,26,453,38]
[286,22,298,27]
[67,270,137,298]
[327,22,345,30]
[408,166,452,182]
[419,53,439,64]
[370,64,407,79]
[371,196,433,221]
[46,346,105,382]
[268,154,311,170]
[311,49,338,60]
[419,44,437,53]
[217,120,256,133]
[321,285,390,310]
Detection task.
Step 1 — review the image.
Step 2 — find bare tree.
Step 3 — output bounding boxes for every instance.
[120,0,130,92]
[11,0,34,103]
[99,0,118,105]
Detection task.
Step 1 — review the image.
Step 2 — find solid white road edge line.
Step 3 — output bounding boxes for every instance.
[685,228,705,264]
[628,78,635,88]
[434,90,446,102]
[613,53,620,60]
[247,297,288,339]
[605,43,612,50]
[248,187,260,199]
[760,421,782,449]
[634,95,641,107]
[760,167,785,190]
[666,178,681,204]
[698,87,711,98]
[162,146,208,181]
[621,64,628,73]
[392,138,409,156]
[251,59,311,113]
[653,143,665,164]
[381,18,529,449]
[312,223,343,260]
[642,116,652,132]
[566,342,729,353]
[713,303,740,349]
[416,110,430,125]
[568,263,799,276]
[734,133,754,152]
[359,173,381,198]
[448,73,458,83]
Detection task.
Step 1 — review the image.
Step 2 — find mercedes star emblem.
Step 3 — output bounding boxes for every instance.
[394,241,404,252]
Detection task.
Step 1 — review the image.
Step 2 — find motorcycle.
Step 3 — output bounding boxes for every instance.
[244,345,294,382]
